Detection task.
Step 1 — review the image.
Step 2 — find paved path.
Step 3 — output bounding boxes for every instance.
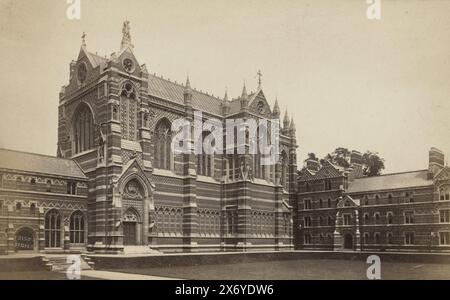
[81,270,182,280]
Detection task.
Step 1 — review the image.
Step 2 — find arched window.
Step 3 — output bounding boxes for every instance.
[328,198,332,208]
[387,212,394,225]
[363,213,369,224]
[388,194,393,204]
[70,211,85,244]
[374,212,381,224]
[374,233,380,244]
[154,119,173,170]
[387,232,393,244]
[363,232,370,244]
[280,151,288,188]
[45,210,61,248]
[197,131,214,177]
[73,104,95,154]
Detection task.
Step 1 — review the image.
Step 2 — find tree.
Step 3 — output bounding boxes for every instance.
[362,151,385,177]
[320,147,385,177]
[324,147,351,168]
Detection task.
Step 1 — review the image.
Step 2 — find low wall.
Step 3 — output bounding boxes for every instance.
[89,250,450,270]
[0,256,44,272]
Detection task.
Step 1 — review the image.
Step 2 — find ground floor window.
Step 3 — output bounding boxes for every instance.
[226,210,238,236]
[304,233,312,245]
[45,209,61,248]
[156,207,183,236]
[387,232,393,244]
[440,232,450,245]
[405,232,414,245]
[70,211,85,244]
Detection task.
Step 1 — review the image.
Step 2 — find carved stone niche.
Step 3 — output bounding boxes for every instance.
[123,179,143,200]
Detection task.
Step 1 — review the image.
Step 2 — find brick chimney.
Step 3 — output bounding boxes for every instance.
[350,150,363,165]
[429,147,445,177]
[305,159,320,172]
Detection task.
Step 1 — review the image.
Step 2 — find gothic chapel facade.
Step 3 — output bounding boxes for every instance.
[53,22,296,253]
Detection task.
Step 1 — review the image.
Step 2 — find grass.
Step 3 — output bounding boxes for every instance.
[105,258,450,280]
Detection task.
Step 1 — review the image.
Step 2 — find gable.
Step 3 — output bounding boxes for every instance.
[435,166,450,183]
[312,161,343,180]
[115,48,141,77]
[337,195,360,208]
[248,89,272,118]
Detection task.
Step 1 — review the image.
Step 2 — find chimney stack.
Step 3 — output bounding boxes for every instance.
[429,147,445,176]
[350,150,363,165]
[305,159,320,172]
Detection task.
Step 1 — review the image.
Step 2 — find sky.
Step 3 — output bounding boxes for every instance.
[0,0,449,173]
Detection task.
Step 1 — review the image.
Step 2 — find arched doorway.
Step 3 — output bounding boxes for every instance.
[344,233,353,250]
[15,227,34,251]
[123,208,139,245]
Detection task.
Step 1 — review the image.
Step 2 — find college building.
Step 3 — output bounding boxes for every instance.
[0,22,296,254]
[295,148,450,252]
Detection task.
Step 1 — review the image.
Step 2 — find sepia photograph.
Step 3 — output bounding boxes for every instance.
[0,0,449,287]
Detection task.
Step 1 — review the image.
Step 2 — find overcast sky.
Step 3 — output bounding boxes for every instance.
[0,0,449,173]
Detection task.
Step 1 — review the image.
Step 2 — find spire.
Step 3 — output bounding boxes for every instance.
[290,117,296,132]
[81,32,87,48]
[273,98,280,115]
[223,87,229,102]
[283,110,290,129]
[120,20,134,51]
[183,75,192,106]
[184,75,191,91]
[241,81,248,99]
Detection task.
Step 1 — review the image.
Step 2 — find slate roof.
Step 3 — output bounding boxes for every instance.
[0,149,87,179]
[346,170,432,193]
[147,74,224,116]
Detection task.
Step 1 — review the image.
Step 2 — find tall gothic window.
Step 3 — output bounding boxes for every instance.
[197,131,214,177]
[120,82,138,140]
[154,119,173,170]
[280,150,288,188]
[70,211,85,244]
[73,104,95,154]
[45,209,61,248]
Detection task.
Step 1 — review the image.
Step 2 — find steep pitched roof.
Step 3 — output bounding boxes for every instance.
[346,170,432,193]
[147,74,223,116]
[87,52,107,67]
[0,149,87,179]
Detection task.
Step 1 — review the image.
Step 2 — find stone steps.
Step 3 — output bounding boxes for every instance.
[41,254,94,272]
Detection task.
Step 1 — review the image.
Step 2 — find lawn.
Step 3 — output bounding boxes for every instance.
[105,258,450,280]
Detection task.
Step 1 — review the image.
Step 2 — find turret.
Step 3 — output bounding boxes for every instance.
[272,98,280,119]
[183,76,193,107]
[240,82,248,110]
